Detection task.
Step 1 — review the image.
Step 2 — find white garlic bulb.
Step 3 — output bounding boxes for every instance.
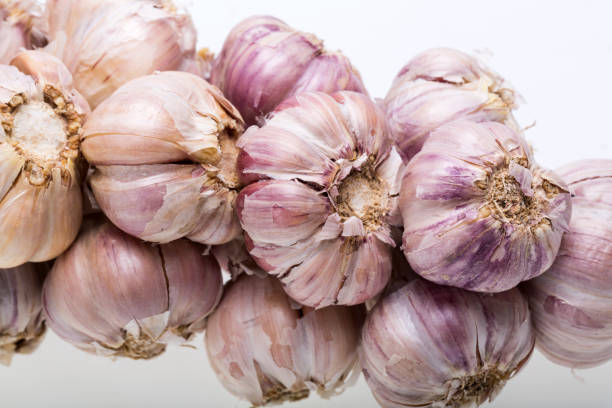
[384,47,518,160]
[205,274,363,406]
[400,120,572,292]
[82,71,244,245]
[237,91,404,308]
[0,263,47,365]
[44,0,202,108]
[360,278,534,408]
[525,159,612,368]
[43,217,223,359]
[0,50,89,268]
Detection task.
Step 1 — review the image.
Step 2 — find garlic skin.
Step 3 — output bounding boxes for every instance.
[42,217,222,360]
[360,278,534,408]
[210,15,367,126]
[82,71,244,245]
[524,159,612,368]
[205,274,363,406]
[0,263,47,365]
[44,0,202,108]
[400,120,571,292]
[384,48,518,160]
[237,91,404,308]
[0,0,45,64]
[0,50,89,268]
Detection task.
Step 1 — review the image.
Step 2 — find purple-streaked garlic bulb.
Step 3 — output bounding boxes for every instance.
[384,47,518,160]
[82,71,244,245]
[0,263,47,365]
[524,159,612,368]
[0,50,89,268]
[210,15,367,126]
[0,0,45,64]
[237,91,404,308]
[42,217,222,359]
[400,120,572,292]
[360,278,534,408]
[43,0,204,108]
[205,274,363,406]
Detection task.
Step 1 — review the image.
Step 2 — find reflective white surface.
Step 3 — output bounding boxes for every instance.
[2,0,611,407]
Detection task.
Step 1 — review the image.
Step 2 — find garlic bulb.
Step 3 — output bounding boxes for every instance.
[44,0,202,108]
[42,217,222,359]
[0,50,89,268]
[0,0,45,64]
[237,91,404,307]
[384,48,518,160]
[524,159,612,368]
[0,263,47,365]
[210,15,367,126]
[205,274,363,406]
[360,278,534,408]
[400,120,571,292]
[82,71,244,245]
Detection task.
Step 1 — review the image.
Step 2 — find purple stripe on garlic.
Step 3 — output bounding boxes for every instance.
[0,263,47,365]
[0,50,89,268]
[42,217,222,359]
[82,71,245,245]
[237,91,404,308]
[400,120,572,292]
[210,15,367,126]
[524,159,612,368]
[360,278,534,408]
[383,47,519,160]
[205,274,364,406]
[43,0,204,108]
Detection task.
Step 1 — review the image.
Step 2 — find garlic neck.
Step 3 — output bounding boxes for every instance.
[213,132,241,190]
[444,366,507,407]
[116,333,166,360]
[1,86,81,185]
[335,163,389,231]
[481,158,563,226]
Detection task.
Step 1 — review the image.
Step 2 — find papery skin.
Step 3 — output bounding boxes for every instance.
[42,217,223,359]
[0,50,89,268]
[523,159,612,368]
[210,15,367,126]
[205,274,363,406]
[400,120,572,292]
[82,71,244,245]
[0,0,45,64]
[0,263,47,365]
[237,91,404,308]
[43,0,202,108]
[360,278,534,408]
[384,47,518,160]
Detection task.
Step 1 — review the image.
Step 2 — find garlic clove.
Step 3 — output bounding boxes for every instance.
[384,47,518,160]
[82,71,245,246]
[42,217,223,359]
[161,239,223,331]
[44,0,202,108]
[211,15,367,126]
[400,120,572,292]
[205,274,363,406]
[237,180,331,246]
[90,164,206,243]
[0,142,25,201]
[0,263,47,366]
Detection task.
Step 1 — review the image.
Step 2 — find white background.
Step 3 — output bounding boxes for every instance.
[2,0,611,407]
